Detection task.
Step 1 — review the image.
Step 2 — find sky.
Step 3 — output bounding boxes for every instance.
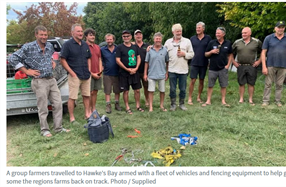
[6,2,87,21]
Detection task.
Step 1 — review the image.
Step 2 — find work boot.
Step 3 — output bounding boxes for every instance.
[115,102,122,111]
[170,98,177,111]
[179,99,187,111]
[106,103,112,114]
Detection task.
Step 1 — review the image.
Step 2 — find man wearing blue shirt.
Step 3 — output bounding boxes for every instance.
[101,33,122,113]
[261,21,286,107]
[9,25,70,137]
[61,23,92,123]
[188,22,211,105]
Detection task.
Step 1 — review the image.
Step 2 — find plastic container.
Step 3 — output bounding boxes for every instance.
[7,77,32,94]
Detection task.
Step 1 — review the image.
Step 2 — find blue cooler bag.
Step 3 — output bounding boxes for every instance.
[84,110,114,143]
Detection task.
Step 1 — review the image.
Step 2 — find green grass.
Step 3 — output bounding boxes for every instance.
[6,71,286,166]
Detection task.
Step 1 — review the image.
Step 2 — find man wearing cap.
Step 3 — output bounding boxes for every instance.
[261,21,286,107]
[133,29,150,108]
[202,27,233,107]
[116,30,144,114]
[164,23,194,111]
[232,27,262,105]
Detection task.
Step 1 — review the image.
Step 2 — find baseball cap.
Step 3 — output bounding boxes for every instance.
[275,21,285,27]
[134,29,142,35]
[122,30,131,35]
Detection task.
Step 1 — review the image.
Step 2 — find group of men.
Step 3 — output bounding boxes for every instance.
[8,20,286,137]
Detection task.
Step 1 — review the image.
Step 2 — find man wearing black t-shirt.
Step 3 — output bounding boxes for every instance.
[116,30,144,114]
[202,27,233,107]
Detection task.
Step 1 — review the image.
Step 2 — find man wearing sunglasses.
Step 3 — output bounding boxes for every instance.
[116,30,144,114]
[203,27,233,107]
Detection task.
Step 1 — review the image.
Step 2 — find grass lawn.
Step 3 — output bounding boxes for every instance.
[6,71,286,166]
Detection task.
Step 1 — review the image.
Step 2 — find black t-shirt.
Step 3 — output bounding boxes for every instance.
[135,42,149,73]
[206,39,232,71]
[116,43,139,75]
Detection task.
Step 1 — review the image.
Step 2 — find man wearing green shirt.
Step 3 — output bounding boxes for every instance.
[232,27,262,105]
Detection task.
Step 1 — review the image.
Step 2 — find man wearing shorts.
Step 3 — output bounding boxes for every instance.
[101,33,122,113]
[61,23,92,123]
[84,28,102,112]
[232,27,262,105]
[203,27,232,107]
[116,30,144,114]
[144,32,169,112]
[188,22,212,105]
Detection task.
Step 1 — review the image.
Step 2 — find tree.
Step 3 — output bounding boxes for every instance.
[10,2,83,42]
[217,2,286,40]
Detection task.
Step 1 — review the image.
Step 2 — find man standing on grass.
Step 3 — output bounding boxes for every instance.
[133,29,150,108]
[164,23,194,111]
[101,33,122,113]
[188,22,212,105]
[61,23,92,123]
[144,32,169,112]
[261,21,286,107]
[84,28,103,112]
[9,25,70,137]
[116,30,144,114]
[202,27,232,107]
[232,27,262,106]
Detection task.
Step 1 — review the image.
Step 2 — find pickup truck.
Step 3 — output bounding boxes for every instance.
[6,38,69,116]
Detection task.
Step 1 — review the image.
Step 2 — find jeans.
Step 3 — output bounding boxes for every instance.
[168,72,188,99]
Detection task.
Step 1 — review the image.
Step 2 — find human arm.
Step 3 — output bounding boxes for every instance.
[144,61,149,82]
[225,53,233,69]
[60,58,77,77]
[261,49,268,75]
[165,61,169,81]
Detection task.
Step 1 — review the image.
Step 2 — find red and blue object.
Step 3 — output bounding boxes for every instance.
[171,133,198,146]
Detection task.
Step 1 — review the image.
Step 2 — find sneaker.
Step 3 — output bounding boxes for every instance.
[106,103,112,113]
[276,102,282,107]
[115,102,122,111]
[262,102,269,106]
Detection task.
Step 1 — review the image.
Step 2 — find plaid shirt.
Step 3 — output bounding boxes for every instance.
[8,40,55,78]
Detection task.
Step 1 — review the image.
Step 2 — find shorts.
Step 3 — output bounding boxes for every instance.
[119,73,142,91]
[139,73,148,88]
[208,68,228,88]
[103,75,120,94]
[68,74,91,99]
[147,78,165,92]
[90,76,102,91]
[190,65,207,80]
[237,65,257,86]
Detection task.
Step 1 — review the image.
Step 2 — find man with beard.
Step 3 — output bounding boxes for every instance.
[164,23,194,111]
[101,33,122,113]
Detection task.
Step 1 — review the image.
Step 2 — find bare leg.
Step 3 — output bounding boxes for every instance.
[205,87,213,104]
[239,85,245,103]
[248,84,254,103]
[105,94,111,103]
[68,98,76,122]
[148,91,154,112]
[197,79,204,102]
[115,93,120,101]
[123,90,130,110]
[90,90,98,112]
[221,87,227,105]
[83,96,91,119]
[134,89,141,108]
[188,78,196,103]
[160,92,165,109]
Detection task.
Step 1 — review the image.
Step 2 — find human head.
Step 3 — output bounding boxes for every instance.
[134,29,143,42]
[196,22,205,35]
[241,27,251,41]
[172,23,182,40]
[34,25,48,45]
[216,27,226,41]
[105,33,116,47]
[71,23,83,41]
[122,30,132,43]
[153,32,163,46]
[275,21,285,36]
[84,28,96,43]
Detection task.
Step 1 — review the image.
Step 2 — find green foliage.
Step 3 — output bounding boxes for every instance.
[217,2,286,40]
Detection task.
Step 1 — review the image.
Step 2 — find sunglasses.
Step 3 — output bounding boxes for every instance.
[122,35,130,38]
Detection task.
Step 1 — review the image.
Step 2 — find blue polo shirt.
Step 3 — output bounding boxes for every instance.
[145,46,169,80]
[60,38,91,80]
[190,34,212,67]
[262,33,286,68]
[101,45,119,76]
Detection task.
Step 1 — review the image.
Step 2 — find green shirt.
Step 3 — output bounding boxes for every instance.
[232,37,262,64]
